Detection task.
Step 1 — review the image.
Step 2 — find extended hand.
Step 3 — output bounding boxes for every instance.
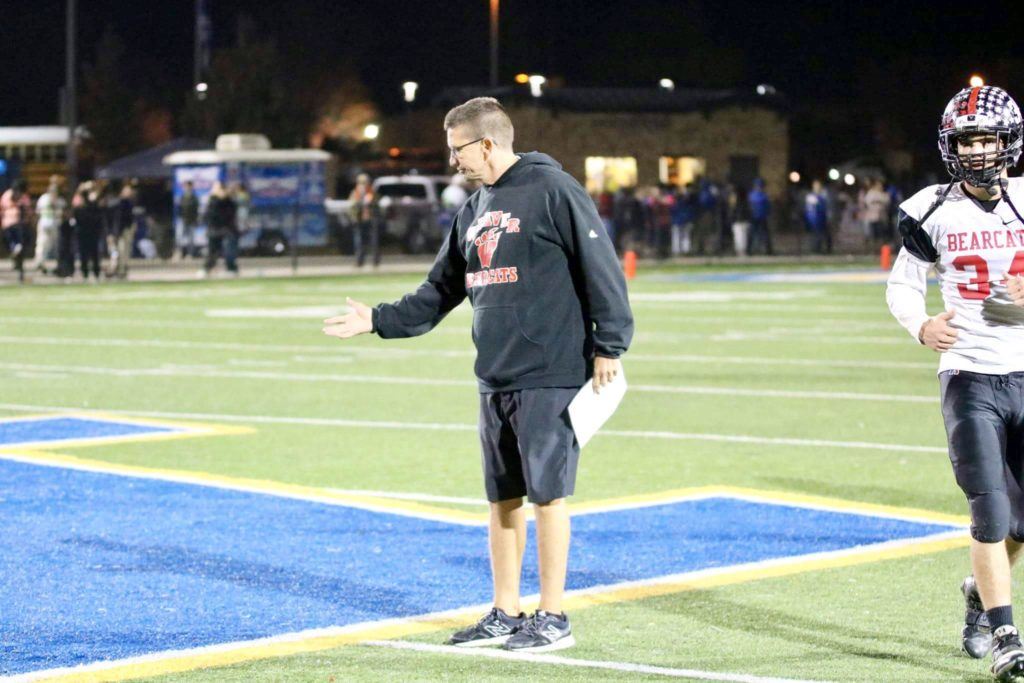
[1005,272,1024,306]
[322,298,374,339]
[918,309,958,353]
[592,356,621,394]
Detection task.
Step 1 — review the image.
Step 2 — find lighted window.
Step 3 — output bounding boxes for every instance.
[659,156,706,187]
[585,157,638,194]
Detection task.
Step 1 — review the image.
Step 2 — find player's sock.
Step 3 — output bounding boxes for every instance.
[988,606,1014,632]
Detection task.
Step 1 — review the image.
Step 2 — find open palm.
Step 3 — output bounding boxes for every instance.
[322,297,373,339]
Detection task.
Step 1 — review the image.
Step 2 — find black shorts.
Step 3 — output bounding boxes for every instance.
[478,387,580,504]
[940,370,1024,542]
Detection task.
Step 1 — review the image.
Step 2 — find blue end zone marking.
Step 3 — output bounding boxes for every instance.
[0,459,961,675]
[0,417,180,447]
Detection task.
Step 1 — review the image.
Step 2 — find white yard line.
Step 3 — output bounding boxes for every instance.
[0,361,936,403]
[628,353,933,370]
[0,335,339,355]
[0,283,401,305]
[0,402,947,454]
[630,384,934,403]
[13,371,70,380]
[360,640,831,683]
[2,312,903,333]
[629,302,885,314]
[0,334,934,368]
[0,315,273,331]
[2,311,905,329]
[0,602,496,683]
[629,291,826,303]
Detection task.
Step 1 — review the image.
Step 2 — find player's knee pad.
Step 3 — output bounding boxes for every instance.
[968,490,1011,542]
[1009,514,1024,543]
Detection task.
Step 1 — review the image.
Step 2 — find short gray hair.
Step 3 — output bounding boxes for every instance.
[444,97,514,149]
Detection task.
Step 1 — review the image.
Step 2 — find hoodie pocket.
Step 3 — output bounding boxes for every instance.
[472,305,546,385]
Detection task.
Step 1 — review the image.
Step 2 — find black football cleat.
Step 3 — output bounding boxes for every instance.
[991,625,1024,681]
[964,576,994,659]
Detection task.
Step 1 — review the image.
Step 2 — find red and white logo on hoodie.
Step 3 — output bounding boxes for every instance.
[465,210,521,288]
[474,228,502,267]
[466,211,520,265]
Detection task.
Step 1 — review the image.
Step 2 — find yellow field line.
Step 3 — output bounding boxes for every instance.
[0,450,483,524]
[1,417,972,681]
[0,411,251,452]
[570,484,969,526]
[24,534,968,682]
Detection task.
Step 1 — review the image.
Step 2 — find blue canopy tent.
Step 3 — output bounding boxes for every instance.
[96,138,212,180]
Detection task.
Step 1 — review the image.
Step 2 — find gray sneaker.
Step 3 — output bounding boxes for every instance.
[502,610,575,653]
[963,576,993,659]
[991,625,1024,681]
[447,607,525,647]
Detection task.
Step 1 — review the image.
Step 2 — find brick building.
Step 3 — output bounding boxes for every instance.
[380,86,789,199]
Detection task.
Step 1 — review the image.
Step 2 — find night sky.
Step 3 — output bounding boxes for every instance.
[5,1,1023,175]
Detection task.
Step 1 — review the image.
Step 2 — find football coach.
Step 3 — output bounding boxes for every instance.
[323,97,633,652]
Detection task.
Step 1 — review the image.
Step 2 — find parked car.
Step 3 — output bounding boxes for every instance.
[326,175,454,254]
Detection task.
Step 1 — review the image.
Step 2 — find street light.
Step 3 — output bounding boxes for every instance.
[789,171,801,183]
[195,81,208,101]
[828,168,840,181]
[844,173,856,186]
[490,0,499,88]
[364,124,380,140]
[515,73,529,84]
[528,74,545,98]
[970,74,985,88]
[659,78,674,91]
[402,81,418,104]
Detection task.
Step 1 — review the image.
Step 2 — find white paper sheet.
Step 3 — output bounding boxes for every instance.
[567,370,627,449]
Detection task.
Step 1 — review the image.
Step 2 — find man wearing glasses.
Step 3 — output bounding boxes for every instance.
[323,97,633,652]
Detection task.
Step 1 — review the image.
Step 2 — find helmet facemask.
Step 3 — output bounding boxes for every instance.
[940,127,1021,188]
[938,86,1024,190]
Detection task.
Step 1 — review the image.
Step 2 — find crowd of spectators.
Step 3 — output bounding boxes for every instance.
[0,176,253,283]
[589,174,905,259]
[591,178,778,258]
[1,176,152,283]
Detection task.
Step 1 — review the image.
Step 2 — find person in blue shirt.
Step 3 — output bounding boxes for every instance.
[747,179,773,255]
[693,177,718,255]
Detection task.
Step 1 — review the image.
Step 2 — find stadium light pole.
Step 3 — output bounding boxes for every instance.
[489,0,499,88]
[66,0,77,197]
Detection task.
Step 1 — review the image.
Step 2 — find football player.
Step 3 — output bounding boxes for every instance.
[887,84,1024,681]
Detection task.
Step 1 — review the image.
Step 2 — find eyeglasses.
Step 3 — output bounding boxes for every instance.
[449,137,485,158]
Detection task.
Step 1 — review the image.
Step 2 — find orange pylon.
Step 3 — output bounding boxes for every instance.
[623,250,637,280]
[880,243,892,270]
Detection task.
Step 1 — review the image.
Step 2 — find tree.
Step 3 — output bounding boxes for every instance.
[306,63,379,149]
[79,26,141,164]
[182,15,310,147]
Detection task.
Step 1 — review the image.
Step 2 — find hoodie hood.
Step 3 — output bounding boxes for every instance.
[490,151,562,187]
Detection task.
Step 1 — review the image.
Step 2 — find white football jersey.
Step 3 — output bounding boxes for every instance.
[887,178,1024,374]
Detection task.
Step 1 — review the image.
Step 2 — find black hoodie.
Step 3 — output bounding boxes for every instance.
[372,152,634,392]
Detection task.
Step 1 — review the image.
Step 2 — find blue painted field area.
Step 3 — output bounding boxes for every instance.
[0,458,961,676]
[0,416,181,447]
